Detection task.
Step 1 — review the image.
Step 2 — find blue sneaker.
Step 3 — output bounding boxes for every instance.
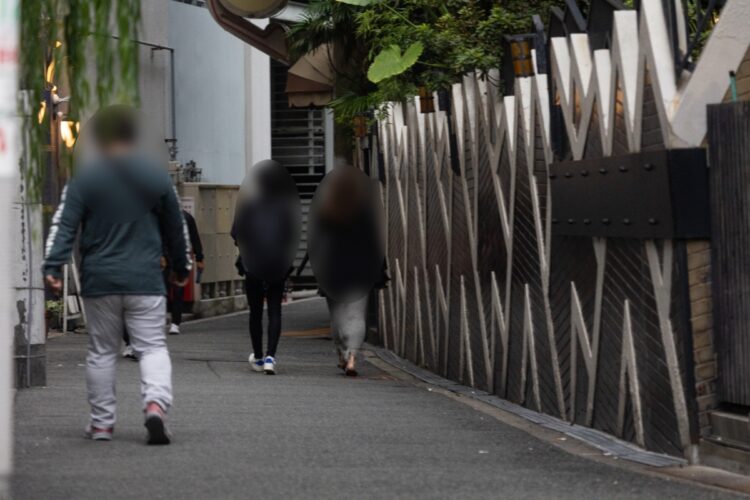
[248,353,264,372]
[263,356,276,375]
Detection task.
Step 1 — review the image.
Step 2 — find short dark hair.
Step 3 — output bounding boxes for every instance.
[91,105,138,149]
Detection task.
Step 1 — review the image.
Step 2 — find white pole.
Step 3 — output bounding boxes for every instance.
[63,265,69,334]
[0,0,20,497]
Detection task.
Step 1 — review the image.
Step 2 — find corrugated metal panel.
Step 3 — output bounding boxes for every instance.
[708,101,750,406]
[271,60,325,289]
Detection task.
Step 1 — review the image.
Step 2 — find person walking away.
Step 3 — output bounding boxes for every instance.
[167,209,204,335]
[43,106,192,445]
[122,328,137,360]
[307,165,385,376]
[233,257,285,374]
[232,160,301,375]
[296,251,388,376]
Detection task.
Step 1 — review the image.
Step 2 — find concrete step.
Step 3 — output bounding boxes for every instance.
[709,410,750,450]
[700,437,750,476]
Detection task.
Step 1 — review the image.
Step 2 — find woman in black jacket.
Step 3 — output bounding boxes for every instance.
[232,160,301,375]
[167,209,204,335]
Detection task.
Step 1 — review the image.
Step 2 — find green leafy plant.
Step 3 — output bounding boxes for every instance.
[45,299,63,314]
[337,0,381,5]
[367,42,423,83]
[685,0,721,62]
[621,0,719,63]
[288,0,566,125]
[20,0,142,201]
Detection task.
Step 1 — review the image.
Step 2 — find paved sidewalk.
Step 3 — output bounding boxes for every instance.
[12,298,742,499]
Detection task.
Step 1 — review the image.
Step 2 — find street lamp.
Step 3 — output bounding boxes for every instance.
[418,86,435,114]
[501,33,538,95]
[508,36,534,78]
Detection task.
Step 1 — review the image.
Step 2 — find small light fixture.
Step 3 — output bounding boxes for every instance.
[45,59,56,84]
[418,86,435,114]
[353,115,368,139]
[509,37,534,77]
[37,101,47,124]
[60,120,80,149]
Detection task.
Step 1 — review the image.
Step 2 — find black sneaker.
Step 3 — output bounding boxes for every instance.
[144,402,171,445]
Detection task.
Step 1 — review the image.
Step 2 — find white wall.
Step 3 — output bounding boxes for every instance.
[244,23,272,174]
[138,0,171,159]
[169,1,273,185]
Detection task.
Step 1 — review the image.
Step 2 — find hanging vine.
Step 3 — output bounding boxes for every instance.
[19,0,142,201]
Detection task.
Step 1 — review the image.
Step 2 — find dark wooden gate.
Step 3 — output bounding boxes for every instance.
[708,101,750,406]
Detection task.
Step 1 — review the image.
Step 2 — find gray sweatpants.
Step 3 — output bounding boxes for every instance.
[83,295,172,428]
[326,295,369,359]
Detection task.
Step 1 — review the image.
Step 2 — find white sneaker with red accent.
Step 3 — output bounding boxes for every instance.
[84,424,113,441]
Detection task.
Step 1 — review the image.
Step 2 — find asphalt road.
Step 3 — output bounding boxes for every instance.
[12,298,742,499]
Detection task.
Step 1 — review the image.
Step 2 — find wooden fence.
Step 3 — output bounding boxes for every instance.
[369,2,750,458]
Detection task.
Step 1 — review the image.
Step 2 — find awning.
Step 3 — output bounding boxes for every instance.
[286,45,335,108]
[207,0,289,62]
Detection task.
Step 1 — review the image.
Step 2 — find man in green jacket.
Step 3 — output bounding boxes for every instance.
[43,106,192,445]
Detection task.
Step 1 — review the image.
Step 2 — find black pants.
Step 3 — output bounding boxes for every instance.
[245,275,284,358]
[169,285,185,325]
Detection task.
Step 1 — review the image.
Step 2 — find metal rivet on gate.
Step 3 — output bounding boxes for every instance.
[602,218,611,225]
[581,170,589,177]
[648,218,658,225]
[623,218,632,225]
[599,168,607,174]
[549,173,557,180]
[583,218,591,225]
[619,165,628,172]
[644,163,654,171]
[567,218,575,224]
[564,172,572,178]
[552,218,559,224]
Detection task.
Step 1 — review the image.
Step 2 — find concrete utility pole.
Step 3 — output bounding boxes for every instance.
[0,0,19,497]
[14,95,45,389]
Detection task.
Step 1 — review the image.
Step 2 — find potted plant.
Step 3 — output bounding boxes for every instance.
[45,299,63,332]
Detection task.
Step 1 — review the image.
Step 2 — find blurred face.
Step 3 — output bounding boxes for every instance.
[99,139,134,157]
[307,165,385,302]
[74,106,169,171]
[318,168,368,225]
